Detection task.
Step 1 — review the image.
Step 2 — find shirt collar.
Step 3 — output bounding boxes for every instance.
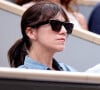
[52,58,63,71]
[24,56,63,71]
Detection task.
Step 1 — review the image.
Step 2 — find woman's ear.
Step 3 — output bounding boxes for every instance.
[25,27,37,40]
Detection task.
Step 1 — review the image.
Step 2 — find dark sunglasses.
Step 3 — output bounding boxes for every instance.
[30,20,74,34]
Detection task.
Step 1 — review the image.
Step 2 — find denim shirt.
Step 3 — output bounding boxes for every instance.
[18,56,76,72]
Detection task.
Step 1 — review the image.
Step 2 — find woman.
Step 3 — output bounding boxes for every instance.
[8,1,75,71]
[15,0,88,30]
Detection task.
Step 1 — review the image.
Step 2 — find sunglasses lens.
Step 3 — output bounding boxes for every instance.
[50,20,73,34]
[50,20,62,32]
[64,23,74,34]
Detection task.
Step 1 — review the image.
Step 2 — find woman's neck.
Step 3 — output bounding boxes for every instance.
[28,46,55,69]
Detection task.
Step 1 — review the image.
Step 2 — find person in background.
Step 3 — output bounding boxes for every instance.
[8,1,76,71]
[15,0,88,30]
[86,64,100,73]
[88,3,100,35]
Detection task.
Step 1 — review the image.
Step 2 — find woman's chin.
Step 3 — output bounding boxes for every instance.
[56,47,65,52]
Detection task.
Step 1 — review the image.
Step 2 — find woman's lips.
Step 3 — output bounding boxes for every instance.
[57,38,66,42]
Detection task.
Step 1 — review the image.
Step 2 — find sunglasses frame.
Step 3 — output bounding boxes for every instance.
[30,20,74,34]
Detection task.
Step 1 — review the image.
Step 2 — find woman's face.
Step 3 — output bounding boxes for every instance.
[34,12,68,53]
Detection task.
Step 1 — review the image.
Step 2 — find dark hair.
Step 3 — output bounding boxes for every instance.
[8,1,69,67]
[60,0,78,12]
[15,0,45,5]
[15,0,32,5]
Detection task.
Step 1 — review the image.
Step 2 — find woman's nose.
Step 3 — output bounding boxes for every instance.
[60,25,67,34]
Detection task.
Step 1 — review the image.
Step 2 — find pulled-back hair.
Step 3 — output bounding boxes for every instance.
[8,1,69,67]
